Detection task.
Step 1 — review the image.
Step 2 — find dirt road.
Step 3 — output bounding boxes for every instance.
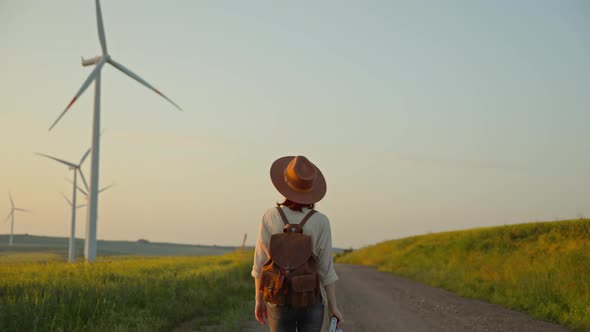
[241,264,570,332]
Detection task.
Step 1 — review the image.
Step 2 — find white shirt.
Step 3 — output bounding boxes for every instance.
[251,206,339,286]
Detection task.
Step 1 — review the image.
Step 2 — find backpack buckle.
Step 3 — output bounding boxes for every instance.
[283,224,303,234]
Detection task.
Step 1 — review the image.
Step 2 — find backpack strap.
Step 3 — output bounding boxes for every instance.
[276,206,289,225]
[276,207,316,228]
[299,210,316,228]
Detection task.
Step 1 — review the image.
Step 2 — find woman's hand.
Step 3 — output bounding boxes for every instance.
[331,307,344,329]
[255,301,267,326]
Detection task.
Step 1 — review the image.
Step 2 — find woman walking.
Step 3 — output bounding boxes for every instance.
[252,155,344,332]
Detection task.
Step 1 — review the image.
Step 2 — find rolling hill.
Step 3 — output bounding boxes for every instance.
[337,218,590,331]
[0,234,237,260]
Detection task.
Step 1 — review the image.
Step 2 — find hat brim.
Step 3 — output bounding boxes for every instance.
[270,156,327,205]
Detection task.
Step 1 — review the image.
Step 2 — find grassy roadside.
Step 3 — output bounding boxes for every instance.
[337,219,590,331]
[0,251,254,331]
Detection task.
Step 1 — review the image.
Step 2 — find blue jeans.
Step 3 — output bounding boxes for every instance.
[267,300,324,332]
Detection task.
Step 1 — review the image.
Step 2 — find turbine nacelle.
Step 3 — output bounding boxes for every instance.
[81,55,104,67]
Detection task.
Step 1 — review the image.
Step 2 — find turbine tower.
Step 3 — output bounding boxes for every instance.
[4,193,31,246]
[60,193,86,262]
[48,0,182,262]
[37,149,90,263]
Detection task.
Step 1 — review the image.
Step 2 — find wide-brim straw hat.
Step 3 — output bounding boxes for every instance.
[270,155,327,205]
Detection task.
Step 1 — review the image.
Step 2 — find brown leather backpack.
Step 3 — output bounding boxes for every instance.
[260,207,320,308]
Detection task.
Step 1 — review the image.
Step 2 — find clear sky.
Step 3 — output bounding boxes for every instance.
[0,0,588,249]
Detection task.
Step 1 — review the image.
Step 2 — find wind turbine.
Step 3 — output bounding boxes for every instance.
[4,193,32,246]
[60,193,86,262]
[48,0,182,262]
[66,177,114,249]
[68,179,114,198]
[36,149,90,263]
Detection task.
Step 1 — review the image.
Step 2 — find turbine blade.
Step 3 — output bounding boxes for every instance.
[4,211,12,223]
[36,153,78,168]
[96,0,108,54]
[76,204,87,209]
[107,58,183,111]
[49,58,106,131]
[78,169,89,192]
[98,183,114,193]
[15,208,31,213]
[65,178,88,197]
[79,148,91,166]
[60,193,73,206]
[9,192,14,208]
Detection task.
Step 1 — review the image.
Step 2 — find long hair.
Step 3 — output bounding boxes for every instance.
[277,199,315,212]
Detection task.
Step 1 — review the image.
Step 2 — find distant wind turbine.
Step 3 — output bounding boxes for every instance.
[37,149,90,263]
[60,193,86,261]
[4,193,31,246]
[66,178,114,232]
[66,179,114,198]
[61,194,87,210]
[48,0,182,262]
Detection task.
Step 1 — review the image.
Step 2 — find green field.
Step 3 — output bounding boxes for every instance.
[0,251,254,332]
[337,218,590,331]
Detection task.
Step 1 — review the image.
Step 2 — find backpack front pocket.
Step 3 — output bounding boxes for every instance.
[289,274,318,308]
[260,269,287,304]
